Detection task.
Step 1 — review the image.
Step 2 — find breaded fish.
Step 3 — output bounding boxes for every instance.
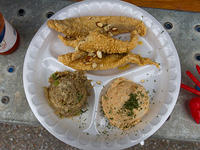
[58,51,159,71]
[58,30,138,54]
[47,16,147,38]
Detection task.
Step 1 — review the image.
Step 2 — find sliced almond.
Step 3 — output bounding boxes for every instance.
[108,32,113,36]
[92,63,97,69]
[75,40,85,51]
[96,22,103,28]
[112,27,118,31]
[100,64,104,67]
[71,52,84,61]
[75,46,79,51]
[103,24,112,31]
[88,52,95,57]
[96,50,102,59]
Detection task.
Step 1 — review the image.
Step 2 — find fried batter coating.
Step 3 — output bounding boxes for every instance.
[58,51,159,71]
[58,30,138,54]
[47,16,147,37]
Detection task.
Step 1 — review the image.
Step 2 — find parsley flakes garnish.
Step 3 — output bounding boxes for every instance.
[51,73,59,80]
[77,93,83,102]
[51,73,60,86]
[53,80,59,86]
[127,111,133,116]
[123,93,139,111]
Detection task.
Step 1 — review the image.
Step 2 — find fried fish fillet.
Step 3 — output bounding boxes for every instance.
[58,30,138,54]
[58,51,159,71]
[47,16,147,37]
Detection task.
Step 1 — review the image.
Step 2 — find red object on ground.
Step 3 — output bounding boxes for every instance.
[181,65,200,124]
[196,65,200,75]
[181,83,200,96]
[189,97,200,124]
[186,70,200,88]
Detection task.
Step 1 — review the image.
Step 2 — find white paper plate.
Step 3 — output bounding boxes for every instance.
[23,0,181,149]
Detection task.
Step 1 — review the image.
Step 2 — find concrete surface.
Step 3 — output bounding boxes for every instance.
[0,0,200,144]
[0,122,199,150]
